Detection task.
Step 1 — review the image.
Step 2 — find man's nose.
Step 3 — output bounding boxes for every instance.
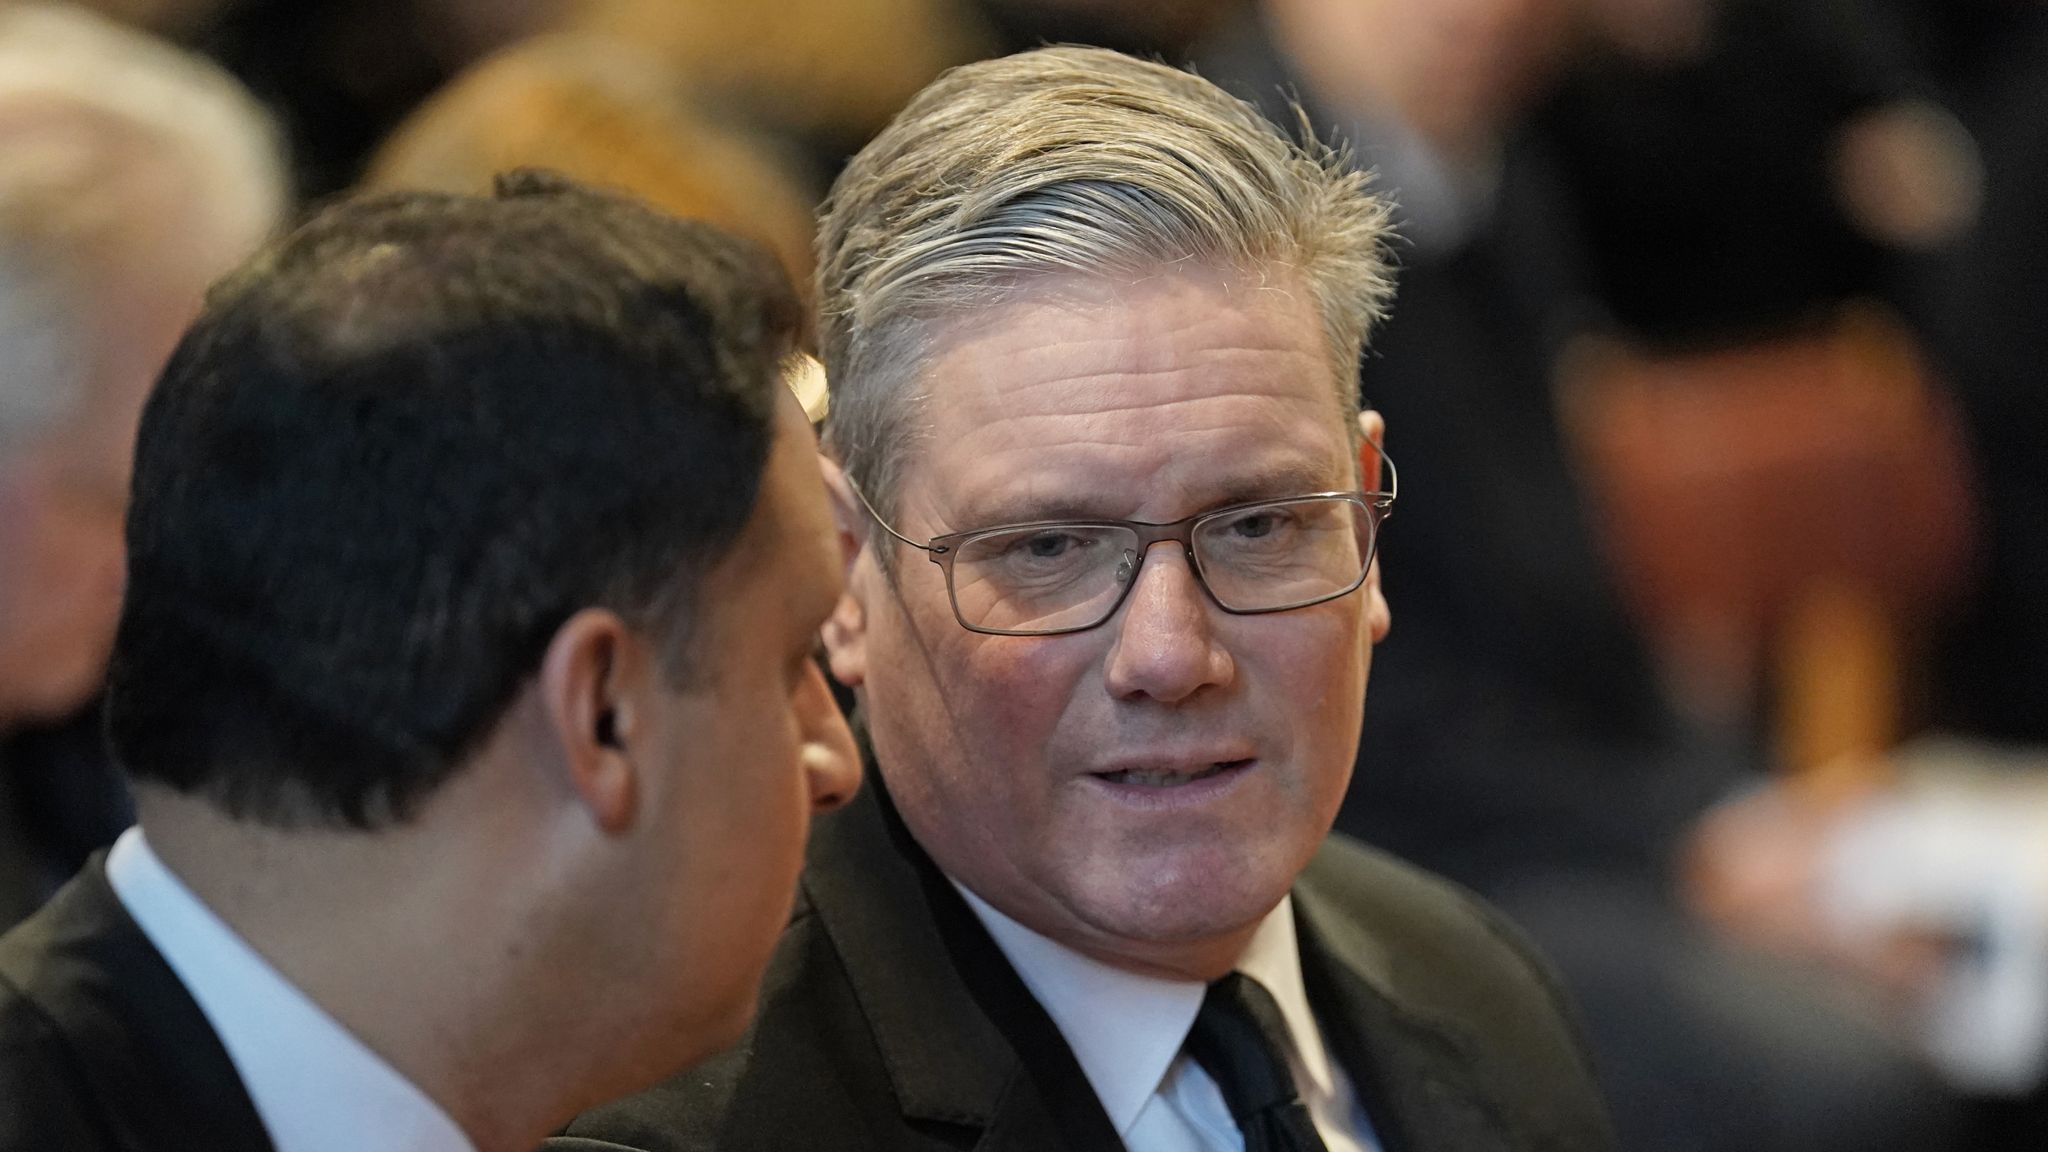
[1102,541,1234,703]
[796,658,860,812]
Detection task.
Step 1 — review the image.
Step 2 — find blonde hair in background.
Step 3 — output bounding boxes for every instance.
[573,0,993,143]
[815,45,1397,523]
[364,32,820,287]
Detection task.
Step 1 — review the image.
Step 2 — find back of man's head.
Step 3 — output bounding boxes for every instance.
[106,171,802,828]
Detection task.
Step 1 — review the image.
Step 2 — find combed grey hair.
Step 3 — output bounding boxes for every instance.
[0,4,288,461]
[816,44,1395,524]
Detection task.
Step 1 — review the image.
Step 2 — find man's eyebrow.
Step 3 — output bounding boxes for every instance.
[1199,459,1346,507]
[951,459,1343,529]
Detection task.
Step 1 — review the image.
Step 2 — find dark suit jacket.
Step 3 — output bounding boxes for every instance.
[1,703,134,933]
[551,779,1615,1152]
[0,856,272,1152]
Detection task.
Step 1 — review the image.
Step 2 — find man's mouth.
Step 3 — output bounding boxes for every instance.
[1094,759,1252,788]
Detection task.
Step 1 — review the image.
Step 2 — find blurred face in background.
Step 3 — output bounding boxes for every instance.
[1265,0,1579,162]
[0,248,201,729]
[977,0,1242,56]
[1580,0,1712,62]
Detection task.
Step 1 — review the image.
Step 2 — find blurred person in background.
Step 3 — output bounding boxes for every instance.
[51,0,573,198]
[187,0,573,197]
[362,31,820,290]
[0,3,288,932]
[968,0,1243,59]
[73,0,994,213]
[0,173,861,1151]
[1539,0,1981,347]
[1897,0,2048,759]
[569,0,995,180]
[1538,3,2048,1144]
[1195,2,1966,1149]
[1678,2,2048,1144]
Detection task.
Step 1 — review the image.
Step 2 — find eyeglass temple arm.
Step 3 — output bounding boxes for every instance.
[1366,435,1397,506]
[842,475,949,555]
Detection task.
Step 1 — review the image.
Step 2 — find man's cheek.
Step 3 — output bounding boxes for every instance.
[965,644,1088,726]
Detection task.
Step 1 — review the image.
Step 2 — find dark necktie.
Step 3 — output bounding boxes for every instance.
[1183,972,1332,1152]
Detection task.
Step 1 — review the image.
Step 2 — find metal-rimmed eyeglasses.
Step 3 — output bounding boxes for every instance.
[848,443,1395,636]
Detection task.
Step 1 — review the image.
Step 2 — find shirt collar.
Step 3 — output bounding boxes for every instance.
[107,827,475,1152]
[956,882,1331,1135]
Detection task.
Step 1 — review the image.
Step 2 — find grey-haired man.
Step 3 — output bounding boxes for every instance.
[556,45,1614,1152]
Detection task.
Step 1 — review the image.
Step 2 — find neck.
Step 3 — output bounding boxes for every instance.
[133,761,618,1152]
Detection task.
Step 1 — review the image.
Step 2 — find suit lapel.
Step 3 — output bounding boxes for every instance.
[802,778,1126,1152]
[0,856,273,1152]
[1294,875,1516,1152]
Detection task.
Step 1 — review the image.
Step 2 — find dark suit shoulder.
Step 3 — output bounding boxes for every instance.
[1300,834,1614,1150]
[0,973,120,1149]
[1303,832,1572,998]
[0,858,272,1152]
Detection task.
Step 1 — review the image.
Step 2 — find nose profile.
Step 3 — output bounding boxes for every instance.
[797,657,861,811]
[1102,541,1234,703]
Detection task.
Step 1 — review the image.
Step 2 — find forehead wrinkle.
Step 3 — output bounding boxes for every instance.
[928,384,1348,530]
[944,324,1328,397]
[901,266,1349,533]
[922,273,1327,391]
[956,371,1342,455]
[973,353,1329,420]
[941,421,1345,528]
[933,346,1337,461]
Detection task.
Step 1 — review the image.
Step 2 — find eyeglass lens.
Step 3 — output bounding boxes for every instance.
[944,496,1376,635]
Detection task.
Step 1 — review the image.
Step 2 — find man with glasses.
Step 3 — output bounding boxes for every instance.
[557,46,1612,1152]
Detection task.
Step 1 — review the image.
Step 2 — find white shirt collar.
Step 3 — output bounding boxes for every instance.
[956,883,1335,1137]
[107,827,475,1152]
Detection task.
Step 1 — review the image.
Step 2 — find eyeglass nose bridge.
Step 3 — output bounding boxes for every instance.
[1110,522,1203,589]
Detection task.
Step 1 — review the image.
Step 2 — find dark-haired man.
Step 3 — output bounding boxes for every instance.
[0,173,860,1152]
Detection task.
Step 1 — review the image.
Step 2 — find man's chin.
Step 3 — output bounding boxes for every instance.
[1064,865,1293,968]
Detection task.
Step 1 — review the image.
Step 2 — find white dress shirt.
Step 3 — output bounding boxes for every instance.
[958,884,1381,1152]
[107,827,475,1152]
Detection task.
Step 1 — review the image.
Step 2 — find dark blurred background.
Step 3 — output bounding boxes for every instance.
[3,1,2044,1148]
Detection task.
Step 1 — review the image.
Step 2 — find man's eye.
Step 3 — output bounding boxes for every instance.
[1016,531,1086,560]
[1225,509,1293,539]
[1230,513,1276,538]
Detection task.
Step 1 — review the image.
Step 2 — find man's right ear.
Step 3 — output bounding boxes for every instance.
[537,608,642,834]
[817,455,870,688]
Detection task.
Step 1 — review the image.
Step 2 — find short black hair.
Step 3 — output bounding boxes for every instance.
[106,170,802,829]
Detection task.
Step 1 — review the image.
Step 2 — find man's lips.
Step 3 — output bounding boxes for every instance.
[1090,757,1256,788]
